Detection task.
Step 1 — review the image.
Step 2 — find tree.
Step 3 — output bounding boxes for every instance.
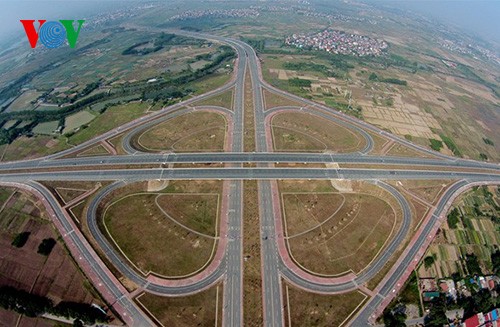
[369,72,378,81]
[38,238,57,256]
[11,231,30,248]
[0,286,53,317]
[447,208,460,229]
[426,295,448,327]
[383,305,406,327]
[465,253,482,275]
[491,250,500,274]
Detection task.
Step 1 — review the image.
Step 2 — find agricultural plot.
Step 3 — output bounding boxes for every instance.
[32,120,59,135]
[0,188,104,318]
[260,45,500,161]
[5,89,42,112]
[419,186,500,279]
[63,110,96,134]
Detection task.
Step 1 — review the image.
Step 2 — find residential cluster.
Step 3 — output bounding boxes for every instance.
[85,4,155,30]
[420,276,499,303]
[459,309,500,327]
[420,276,500,326]
[437,38,500,65]
[285,29,388,57]
[168,9,260,22]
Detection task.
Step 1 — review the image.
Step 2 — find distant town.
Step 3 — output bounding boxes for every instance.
[285,29,388,57]
[169,9,260,22]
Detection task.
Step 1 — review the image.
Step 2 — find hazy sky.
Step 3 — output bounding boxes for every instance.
[1,1,499,46]
[373,0,500,44]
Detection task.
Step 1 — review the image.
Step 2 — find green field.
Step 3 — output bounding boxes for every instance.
[32,120,58,135]
[63,111,96,134]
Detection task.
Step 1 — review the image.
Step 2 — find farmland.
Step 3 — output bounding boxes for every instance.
[0,187,107,324]
[419,186,500,279]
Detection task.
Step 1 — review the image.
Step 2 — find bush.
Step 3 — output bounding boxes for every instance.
[483,138,494,146]
[11,231,30,248]
[440,134,461,156]
[288,78,312,87]
[424,255,435,269]
[381,78,407,86]
[429,139,443,151]
[465,253,482,275]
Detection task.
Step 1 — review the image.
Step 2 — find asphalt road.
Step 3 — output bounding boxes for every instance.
[1,167,499,182]
[2,152,500,171]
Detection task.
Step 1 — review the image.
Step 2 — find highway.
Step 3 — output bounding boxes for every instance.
[0,29,498,327]
[1,152,500,171]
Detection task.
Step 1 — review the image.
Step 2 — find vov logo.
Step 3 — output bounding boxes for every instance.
[20,20,85,49]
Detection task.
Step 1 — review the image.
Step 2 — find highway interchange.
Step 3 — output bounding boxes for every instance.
[0,30,499,327]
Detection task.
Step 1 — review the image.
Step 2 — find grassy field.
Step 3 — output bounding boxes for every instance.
[67,102,149,145]
[192,88,234,109]
[76,144,112,157]
[155,193,219,237]
[271,112,364,153]
[262,88,305,110]
[104,193,217,277]
[282,193,346,237]
[137,111,226,152]
[243,181,263,326]
[0,102,149,161]
[243,69,256,152]
[136,284,222,327]
[284,284,368,327]
[0,135,66,162]
[102,180,222,277]
[189,71,233,96]
[285,191,397,275]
